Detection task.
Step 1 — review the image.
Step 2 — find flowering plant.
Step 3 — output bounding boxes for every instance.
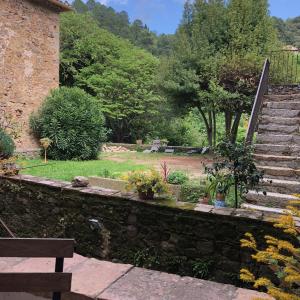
[240,195,300,300]
[125,170,169,200]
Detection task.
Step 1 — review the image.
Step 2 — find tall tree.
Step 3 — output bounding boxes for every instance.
[60,13,162,143]
[160,0,279,146]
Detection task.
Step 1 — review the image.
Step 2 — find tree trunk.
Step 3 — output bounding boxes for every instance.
[212,111,216,147]
[225,111,232,138]
[199,108,213,147]
[230,112,242,144]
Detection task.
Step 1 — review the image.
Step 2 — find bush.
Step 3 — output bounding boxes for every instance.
[148,109,206,147]
[30,87,106,160]
[167,171,189,185]
[180,181,205,203]
[0,130,15,159]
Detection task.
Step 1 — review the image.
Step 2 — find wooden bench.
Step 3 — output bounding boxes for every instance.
[0,238,74,300]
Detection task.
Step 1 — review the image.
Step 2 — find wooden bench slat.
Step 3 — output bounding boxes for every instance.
[0,238,74,258]
[0,273,72,292]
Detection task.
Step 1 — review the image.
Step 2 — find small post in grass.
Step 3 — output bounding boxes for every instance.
[40,138,52,164]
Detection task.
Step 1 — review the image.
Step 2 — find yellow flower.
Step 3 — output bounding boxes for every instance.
[253,277,272,289]
[240,269,255,283]
[240,232,257,250]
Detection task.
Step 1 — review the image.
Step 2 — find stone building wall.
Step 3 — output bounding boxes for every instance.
[0,175,295,287]
[0,0,61,150]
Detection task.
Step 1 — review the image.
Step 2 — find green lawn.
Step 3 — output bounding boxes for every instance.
[19,158,148,181]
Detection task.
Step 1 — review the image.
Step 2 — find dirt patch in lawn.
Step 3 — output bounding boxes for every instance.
[104,153,214,179]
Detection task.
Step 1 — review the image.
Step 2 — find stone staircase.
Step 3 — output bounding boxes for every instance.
[246,88,300,208]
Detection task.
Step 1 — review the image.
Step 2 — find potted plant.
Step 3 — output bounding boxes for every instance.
[207,171,233,208]
[200,182,211,205]
[125,170,169,200]
[206,140,264,208]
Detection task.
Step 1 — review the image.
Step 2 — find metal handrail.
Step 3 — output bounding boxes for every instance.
[245,59,270,145]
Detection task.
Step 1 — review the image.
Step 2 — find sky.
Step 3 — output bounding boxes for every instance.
[76,0,300,35]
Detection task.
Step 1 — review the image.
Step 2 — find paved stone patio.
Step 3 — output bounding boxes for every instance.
[0,254,272,300]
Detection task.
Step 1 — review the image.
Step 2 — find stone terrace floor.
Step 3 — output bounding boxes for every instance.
[0,254,272,300]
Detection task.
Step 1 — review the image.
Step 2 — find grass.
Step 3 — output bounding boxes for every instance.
[19,151,210,182]
[19,158,148,181]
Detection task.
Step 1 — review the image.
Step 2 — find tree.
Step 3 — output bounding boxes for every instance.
[60,13,162,143]
[71,0,173,56]
[160,0,279,146]
[72,0,88,13]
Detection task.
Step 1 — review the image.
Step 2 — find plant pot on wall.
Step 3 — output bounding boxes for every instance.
[214,193,226,208]
[138,189,155,201]
[200,194,210,205]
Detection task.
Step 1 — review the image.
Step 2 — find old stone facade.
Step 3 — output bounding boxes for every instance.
[0,0,71,150]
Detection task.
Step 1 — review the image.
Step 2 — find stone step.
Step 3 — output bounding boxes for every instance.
[260,178,300,195]
[264,93,300,101]
[256,134,300,145]
[263,101,300,110]
[254,154,300,169]
[260,116,300,126]
[262,107,300,118]
[257,165,300,180]
[258,124,299,134]
[245,190,299,208]
[255,144,300,156]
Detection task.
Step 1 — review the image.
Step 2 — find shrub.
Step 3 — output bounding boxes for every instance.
[240,196,300,299]
[0,130,15,159]
[180,181,205,203]
[30,87,106,160]
[167,171,189,185]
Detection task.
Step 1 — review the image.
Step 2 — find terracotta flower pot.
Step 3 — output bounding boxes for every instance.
[216,193,225,201]
[138,189,154,200]
[200,195,210,205]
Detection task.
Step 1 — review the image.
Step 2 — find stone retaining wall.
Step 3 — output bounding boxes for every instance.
[0,175,292,286]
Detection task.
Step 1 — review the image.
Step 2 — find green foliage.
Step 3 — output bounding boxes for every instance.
[60,13,162,143]
[125,170,169,198]
[99,168,116,179]
[273,16,300,48]
[206,140,263,207]
[160,0,279,146]
[192,259,214,279]
[206,171,234,197]
[149,109,208,147]
[180,181,205,203]
[0,130,15,159]
[167,171,189,185]
[30,87,106,161]
[71,0,174,56]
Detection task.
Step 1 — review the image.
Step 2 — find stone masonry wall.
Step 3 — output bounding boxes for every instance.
[0,0,60,150]
[0,175,293,287]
